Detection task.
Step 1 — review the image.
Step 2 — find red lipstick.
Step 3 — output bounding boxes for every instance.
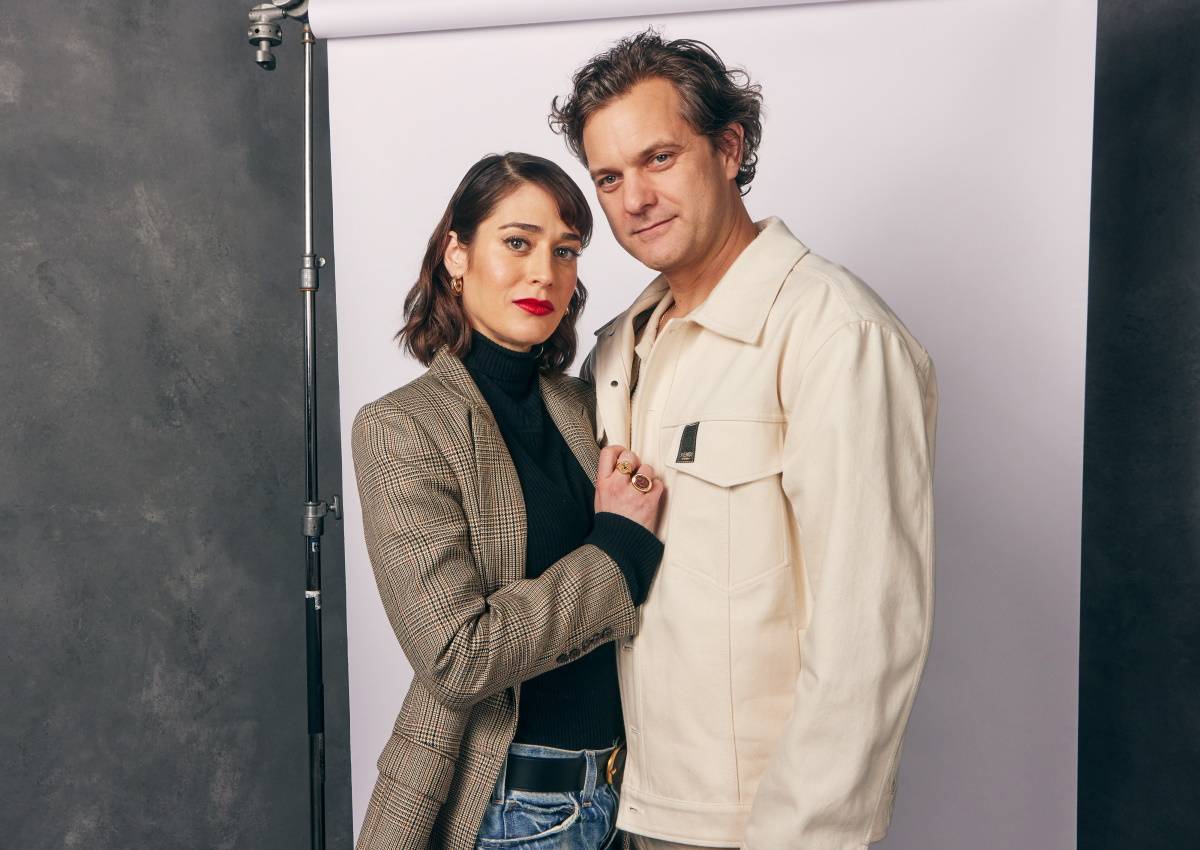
[514,299,554,316]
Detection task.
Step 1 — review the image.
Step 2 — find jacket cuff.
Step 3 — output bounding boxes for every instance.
[586,512,663,605]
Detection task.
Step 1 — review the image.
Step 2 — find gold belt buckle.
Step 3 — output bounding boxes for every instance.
[606,742,626,785]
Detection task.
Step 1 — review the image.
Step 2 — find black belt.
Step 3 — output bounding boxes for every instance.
[505,743,626,793]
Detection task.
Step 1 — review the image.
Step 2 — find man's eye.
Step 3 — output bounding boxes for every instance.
[506,237,528,250]
[555,246,581,259]
[654,153,672,164]
[597,175,616,187]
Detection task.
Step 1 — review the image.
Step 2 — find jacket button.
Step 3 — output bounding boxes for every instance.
[601,628,613,638]
[569,648,581,659]
[610,380,618,387]
[556,653,569,664]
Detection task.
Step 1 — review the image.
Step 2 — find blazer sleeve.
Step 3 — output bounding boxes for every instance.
[351,401,641,712]
[744,319,937,850]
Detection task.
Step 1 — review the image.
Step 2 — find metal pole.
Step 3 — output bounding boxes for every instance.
[247,7,338,849]
[301,24,328,850]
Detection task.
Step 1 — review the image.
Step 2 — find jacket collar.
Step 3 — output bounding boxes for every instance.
[588,218,807,447]
[594,217,809,348]
[594,276,670,341]
[428,347,599,485]
[430,346,490,412]
[686,217,809,344]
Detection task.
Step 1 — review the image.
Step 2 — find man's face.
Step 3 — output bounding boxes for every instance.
[582,77,742,274]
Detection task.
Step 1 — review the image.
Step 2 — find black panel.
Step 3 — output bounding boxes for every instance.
[1080,1,1200,848]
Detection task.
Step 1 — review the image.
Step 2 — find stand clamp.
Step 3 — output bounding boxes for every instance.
[300,254,327,292]
[247,1,310,70]
[303,496,342,538]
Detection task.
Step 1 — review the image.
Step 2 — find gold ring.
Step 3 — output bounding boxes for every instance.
[615,459,634,476]
[630,473,653,494]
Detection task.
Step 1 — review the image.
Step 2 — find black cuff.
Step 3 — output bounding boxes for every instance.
[586,512,664,605]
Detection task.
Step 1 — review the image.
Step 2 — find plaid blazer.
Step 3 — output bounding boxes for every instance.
[351,348,640,850]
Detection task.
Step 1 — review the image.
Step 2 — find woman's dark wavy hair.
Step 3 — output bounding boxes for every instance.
[397,152,593,373]
[549,28,764,195]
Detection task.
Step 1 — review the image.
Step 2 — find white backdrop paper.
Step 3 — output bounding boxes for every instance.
[321,1,1097,846]
[309,0,845,39]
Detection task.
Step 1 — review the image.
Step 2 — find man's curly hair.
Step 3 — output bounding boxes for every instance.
[549,29,764,195]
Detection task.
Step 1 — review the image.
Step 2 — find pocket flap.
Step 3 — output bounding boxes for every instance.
[663,419,784,487]
[377,733,457,804]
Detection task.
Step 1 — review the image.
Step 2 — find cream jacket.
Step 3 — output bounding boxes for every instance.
[581,218,937,849]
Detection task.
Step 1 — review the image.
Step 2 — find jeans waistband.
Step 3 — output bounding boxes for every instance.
[493,740,621,804]
[507,741,619,760]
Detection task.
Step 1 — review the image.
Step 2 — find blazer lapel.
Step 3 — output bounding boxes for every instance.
[428,349,526,587]
[541,373,600,486]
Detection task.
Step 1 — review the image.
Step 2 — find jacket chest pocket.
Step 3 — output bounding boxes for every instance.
[661,418,788,588]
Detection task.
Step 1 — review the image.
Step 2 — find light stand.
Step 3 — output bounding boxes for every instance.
[247,4,341,849]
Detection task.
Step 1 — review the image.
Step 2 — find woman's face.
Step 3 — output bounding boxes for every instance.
[444,183,583,352]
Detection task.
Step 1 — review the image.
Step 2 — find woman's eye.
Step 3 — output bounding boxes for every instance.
[555,247,581,259]
[505,237,528,250]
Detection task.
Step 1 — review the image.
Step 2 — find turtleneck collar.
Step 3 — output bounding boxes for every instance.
[463,330,540,393]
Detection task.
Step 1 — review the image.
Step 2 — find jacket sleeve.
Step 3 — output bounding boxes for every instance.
[352,402,642,712]
[744,319,937,850]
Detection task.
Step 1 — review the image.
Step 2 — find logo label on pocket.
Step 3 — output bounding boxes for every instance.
[676,422,700,463]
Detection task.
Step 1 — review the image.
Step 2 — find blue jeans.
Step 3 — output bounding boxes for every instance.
[474,741,621,850]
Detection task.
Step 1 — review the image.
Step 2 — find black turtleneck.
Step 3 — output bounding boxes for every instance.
[463,331,662,749]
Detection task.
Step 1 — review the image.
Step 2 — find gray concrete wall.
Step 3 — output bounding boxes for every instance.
[0,2,352,847]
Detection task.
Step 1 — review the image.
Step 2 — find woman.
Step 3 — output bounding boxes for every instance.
[352,152,665,850]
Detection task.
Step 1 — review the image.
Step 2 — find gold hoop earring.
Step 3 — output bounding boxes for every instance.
[451,276,463,295]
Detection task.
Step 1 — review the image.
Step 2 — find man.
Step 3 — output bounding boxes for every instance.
[551,30,938,850]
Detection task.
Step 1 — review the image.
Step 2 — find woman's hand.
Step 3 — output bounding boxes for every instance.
[595,445,664,533]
